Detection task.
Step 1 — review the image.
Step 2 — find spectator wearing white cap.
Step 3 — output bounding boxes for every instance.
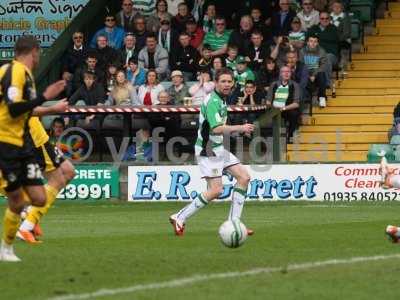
[167,70,190,104]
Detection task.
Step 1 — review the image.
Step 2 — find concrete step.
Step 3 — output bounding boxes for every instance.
[337,78,400,88]
[287,143,370,151]
[299,124,390,132]
[366,44,400,52]
[366,35,400,45]
[352,53,400,60]
[287,150,367,162]
[350,61,400,70]
[345,70,400,78]
[292,132,387,143]
[312,106,393,113]
[303,114,392,125]
[333,88,400,96]
[327,95,398,106]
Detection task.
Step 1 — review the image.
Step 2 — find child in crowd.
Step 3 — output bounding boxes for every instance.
[225,45,240,71]
[234,57,256,92]
[126,57,147,87]
[197,44,212,70]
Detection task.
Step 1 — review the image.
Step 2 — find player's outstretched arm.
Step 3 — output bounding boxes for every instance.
[32,99,68,116]
[212,123,255,135]
[8,80,66,118]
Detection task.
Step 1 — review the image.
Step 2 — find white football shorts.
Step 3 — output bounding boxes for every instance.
[196,149,240,178]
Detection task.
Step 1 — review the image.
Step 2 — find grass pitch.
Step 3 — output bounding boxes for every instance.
[1,201,400,300]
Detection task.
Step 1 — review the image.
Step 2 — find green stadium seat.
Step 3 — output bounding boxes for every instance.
[390,135,400,145]
[350,12,363,41]
[350,0,374,23]
[367,144,395,162]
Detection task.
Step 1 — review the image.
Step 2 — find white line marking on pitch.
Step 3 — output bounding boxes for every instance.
[48,253,400,300]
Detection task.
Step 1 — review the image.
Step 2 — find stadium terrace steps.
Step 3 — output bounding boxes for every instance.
[287,151,367,162]
[365,45,400,52]
[332,88,400,96]
[287,144,370,151]
[350,61,400,71]
[365,36,400,45]
[345,70,400,78]
[292,132,387,143]
[312,106,393,113]
[287,11,399,162]
[352,53,400,60]
[299,125,390,132]
[302,114,392,125]
[385,11,400,18]
[337,79,400,89]
[328,96,398,106]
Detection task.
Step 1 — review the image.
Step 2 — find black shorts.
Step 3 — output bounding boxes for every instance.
[35,142,65,173]
[0,142,44,192]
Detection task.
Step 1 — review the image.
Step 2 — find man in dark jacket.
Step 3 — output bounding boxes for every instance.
[120,33,140,68]
[245,30,271,71]
[62,32,88,82]
[92,34,121,72]
[286,50,309,100]
[228,15,254,56]
[270,0,297,38]
[72,53,105,95]
[307,11,339,82]
[170,32,200,81]
[69,71,106,106]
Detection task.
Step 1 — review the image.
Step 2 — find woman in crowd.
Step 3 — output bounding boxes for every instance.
[106,70,138,105]
[189,69,215,105]
[146,0,173,33]
[256,57,279,94]
[138,69,165,105]
[210,56,225,80]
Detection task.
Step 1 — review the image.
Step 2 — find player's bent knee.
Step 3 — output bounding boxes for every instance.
[7,190,26,213]
[30,192,47,207]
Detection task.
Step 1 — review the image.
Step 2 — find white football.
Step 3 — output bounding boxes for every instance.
[218,219,248,248]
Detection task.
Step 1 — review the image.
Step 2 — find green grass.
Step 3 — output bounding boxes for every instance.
[1,201,400,300]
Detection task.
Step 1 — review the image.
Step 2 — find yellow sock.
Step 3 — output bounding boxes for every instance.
[2,208,21,245]
[26,185,58,225]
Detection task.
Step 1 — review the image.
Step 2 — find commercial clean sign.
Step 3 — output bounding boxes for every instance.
[128,164,394,201]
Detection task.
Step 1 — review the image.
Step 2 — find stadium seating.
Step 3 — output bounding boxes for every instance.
[287,3,400,162]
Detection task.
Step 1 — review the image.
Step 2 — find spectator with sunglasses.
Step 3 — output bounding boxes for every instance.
[307,11,339,83]
[203,16,232,57]
[61,31,88,84]
[90,14,125,49]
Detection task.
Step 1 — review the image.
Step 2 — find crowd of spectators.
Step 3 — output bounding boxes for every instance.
[61,0,352,144]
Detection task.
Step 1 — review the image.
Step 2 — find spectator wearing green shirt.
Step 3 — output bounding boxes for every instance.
[234,57,255,92]
[225,45,239,72]
[203,16,231,57]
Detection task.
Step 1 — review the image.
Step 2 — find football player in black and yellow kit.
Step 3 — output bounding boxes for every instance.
[0,35,66,262]
[16,102,75,243]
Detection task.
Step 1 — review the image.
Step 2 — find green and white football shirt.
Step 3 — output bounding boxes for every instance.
[195,91,228,156]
